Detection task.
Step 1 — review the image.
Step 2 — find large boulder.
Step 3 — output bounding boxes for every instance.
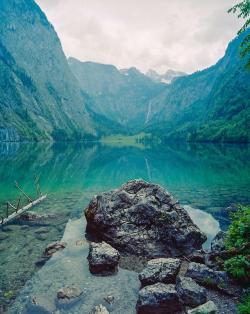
[187,300,218,314]
[139,258,181,287]
[211,231,226,252]
[85,180,206,257]
[88,242,120,274]
[136,283,182,314]
[176,276,207,306]
[185,262,228,288]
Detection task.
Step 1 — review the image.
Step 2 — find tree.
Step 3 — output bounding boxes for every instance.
[228,0,250,68]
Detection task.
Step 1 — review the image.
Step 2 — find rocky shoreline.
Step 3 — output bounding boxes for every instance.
[5,179,242,314]
[84,180,241,313]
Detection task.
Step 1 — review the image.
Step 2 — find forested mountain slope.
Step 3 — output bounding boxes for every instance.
[0,0,116,141]
[146,30,250,143]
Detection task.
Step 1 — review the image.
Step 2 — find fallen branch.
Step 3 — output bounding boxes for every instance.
[1,194,47,226]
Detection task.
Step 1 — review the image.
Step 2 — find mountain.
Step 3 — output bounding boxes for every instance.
[0,0,249,143]
[146,69,187,84]
[68,58,166,130]
[145,31,250,143]
[0,0,116,142]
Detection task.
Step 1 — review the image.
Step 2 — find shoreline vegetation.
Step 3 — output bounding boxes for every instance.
[0,132,250,146]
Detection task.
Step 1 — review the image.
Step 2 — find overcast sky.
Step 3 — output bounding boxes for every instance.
[36,0,242,74]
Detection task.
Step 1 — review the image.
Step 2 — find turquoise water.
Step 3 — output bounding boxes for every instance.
[0,142,250,313]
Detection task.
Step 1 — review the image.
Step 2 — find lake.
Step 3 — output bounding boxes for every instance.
[0,142,249,313]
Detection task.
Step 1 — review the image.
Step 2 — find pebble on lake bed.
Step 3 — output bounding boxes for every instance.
[56,285,83,307]
[89,304,109,314]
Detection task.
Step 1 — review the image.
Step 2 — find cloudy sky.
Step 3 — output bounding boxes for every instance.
[36,0,242,74]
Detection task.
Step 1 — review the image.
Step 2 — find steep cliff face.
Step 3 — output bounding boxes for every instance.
[0,0,106,141]
[146,31,250,143]
[68,58,166,130]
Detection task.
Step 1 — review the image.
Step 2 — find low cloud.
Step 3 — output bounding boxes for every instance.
[37,0,241,74]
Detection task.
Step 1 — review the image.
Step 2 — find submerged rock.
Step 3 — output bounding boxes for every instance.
[187,300,218,314]
[185,262,228,288]
[85,179,206,257]
[19,211,57,226]
[89,304,109,314]
[0,233,9,241]
[88,241,120,274]
[56,285,83,307]
[176,276,207,306]
[139,258,181,287]
[136,283,182,314]
[36,242,66,266]
[211,231,226,252]
[26,295,54,314]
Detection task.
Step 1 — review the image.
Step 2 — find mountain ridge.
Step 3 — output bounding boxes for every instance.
[144,30,250,142]
[68,57,166,130]
[0,0,117,141]
[0,0,249,143]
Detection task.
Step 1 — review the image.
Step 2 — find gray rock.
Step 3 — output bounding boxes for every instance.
[176,276,207,306]
[137,283,182,314]
[56,285,83,307]
[187,300,218,314]
[186,262,228,288]
[85,180,206,257]
[89,304,109,314]
[88,241,120,274]
[211,231,226,252]
[188,250,206,264]
[139,258,181,287]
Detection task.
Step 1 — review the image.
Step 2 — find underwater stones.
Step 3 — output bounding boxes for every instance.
[36,242,66,266]
[0,233,9,241]
[103,295,115,305]
[19,211,47,221]
[56,285,83,307]
[185,262,228,288]
[176,276,207,306]
[88,242,120,274]
[187,300,218,314]
[43,241,66,257]
[35,227,50,234]
[136,283,182,314]
[89,304,109,314]
[139,258,181,287]
[85,179,206,257]
[26,295,53,314]
[19,211,57,226]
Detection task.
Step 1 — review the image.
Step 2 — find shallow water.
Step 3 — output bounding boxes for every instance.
[0,142,250,313]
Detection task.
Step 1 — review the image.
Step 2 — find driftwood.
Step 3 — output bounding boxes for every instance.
[1,194,47,225]
[15,181,33,202]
